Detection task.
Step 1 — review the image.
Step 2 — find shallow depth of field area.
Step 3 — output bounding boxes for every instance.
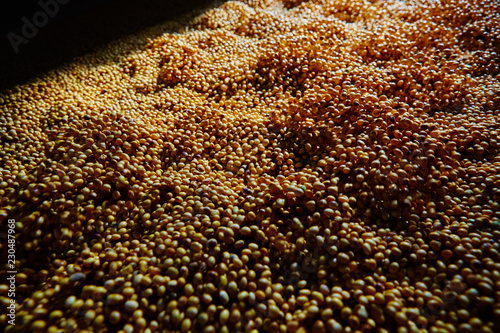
[1,0,500,332]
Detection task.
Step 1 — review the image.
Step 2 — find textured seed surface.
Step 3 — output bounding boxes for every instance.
[1,0,500,332]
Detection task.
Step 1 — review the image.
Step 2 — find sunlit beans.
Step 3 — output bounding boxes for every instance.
[1,0,499,332]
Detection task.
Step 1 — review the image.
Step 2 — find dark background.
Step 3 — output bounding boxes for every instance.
[0,0,213,91]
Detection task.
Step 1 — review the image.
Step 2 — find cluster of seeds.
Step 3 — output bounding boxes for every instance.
[1,0,500,332]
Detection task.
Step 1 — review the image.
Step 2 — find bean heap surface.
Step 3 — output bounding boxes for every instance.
[1,0,500,332]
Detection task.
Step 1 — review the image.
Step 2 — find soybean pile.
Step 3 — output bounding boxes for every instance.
[1,0,500,332]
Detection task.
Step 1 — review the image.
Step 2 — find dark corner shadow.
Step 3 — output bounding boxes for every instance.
[0,0,219,92]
